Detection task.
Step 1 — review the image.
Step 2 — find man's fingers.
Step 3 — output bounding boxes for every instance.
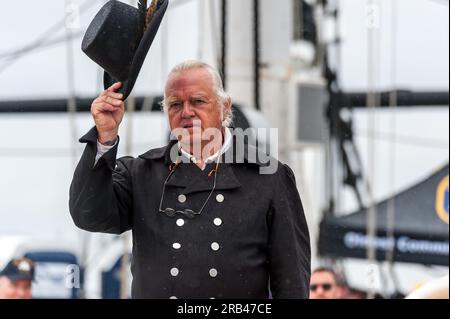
[93,95,123,108]
[99,82,123,98]
[97,103,115,113]
[93,102,121,113]
[107,82,122,93]
[100,91,124,101]
[109,92,124,100]
[102,95,123,106]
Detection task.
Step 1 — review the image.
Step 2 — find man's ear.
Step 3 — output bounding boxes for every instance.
[223,96,232,118]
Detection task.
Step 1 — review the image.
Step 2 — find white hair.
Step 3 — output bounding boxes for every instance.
[162,60,234,127]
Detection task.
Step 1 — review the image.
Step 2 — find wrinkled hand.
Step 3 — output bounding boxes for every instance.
[91,82,125,144]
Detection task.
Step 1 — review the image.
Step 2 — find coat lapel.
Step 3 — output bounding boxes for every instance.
[162,162,241,195]
[138,130,271,195]
[181,163,242,195]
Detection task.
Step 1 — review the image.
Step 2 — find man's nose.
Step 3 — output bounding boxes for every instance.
[16,288,29,299]
[313,286,325,294]
[181,102,195,118]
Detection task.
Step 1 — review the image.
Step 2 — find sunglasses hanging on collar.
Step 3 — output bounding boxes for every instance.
[159,150,222,219]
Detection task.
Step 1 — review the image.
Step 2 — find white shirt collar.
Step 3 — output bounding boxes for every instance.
[179,127,232,170]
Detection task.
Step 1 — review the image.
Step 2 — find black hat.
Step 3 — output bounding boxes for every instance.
[82,0,169,100]
[0,258,35,282]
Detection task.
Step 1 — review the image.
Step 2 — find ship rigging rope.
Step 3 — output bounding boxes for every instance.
[253,0,261,111]
[0,0,101,75]
[220,0,227,89]
[208,0,222,72]
[64,0,87,298]
[385,0,401,297]
[65,0,79,165]
[366,0,381,300]
[0,0,197,75]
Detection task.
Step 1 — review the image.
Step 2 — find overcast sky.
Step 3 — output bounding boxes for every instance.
[0,0,448,100]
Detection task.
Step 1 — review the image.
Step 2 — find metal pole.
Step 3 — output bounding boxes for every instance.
[366,0,381,300]
[221,0,227,89]
[65,0,84,298]
[253,0,260,111]
[386,0,401,296]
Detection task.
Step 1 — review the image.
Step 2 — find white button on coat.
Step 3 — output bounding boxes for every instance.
[213,218,222,226]
[209,268,218,278]
[173,243,181,250]
[178,194,187,203]
[211,242,220,251]
[170,268,179,277]
[216,194,225,203]
[176,219,185,227]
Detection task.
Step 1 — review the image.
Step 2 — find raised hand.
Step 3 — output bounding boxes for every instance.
[91,82,125,144]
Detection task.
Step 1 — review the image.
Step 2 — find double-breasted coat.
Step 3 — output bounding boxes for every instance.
[69,127,311,299]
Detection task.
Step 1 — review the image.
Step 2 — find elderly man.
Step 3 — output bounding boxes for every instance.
[0,258,35,299]
[70,60,310,299]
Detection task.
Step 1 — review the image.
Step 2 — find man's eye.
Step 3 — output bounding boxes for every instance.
[193,99,206,105]
[169,102,182,109]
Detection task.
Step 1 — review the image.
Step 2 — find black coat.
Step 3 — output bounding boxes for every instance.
[69,127,311,299]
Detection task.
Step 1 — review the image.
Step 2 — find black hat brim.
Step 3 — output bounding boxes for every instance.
[104,0,169,100]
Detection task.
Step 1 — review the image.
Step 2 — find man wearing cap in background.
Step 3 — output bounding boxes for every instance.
[0,258,35,299]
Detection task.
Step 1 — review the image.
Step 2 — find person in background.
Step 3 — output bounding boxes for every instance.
[0,257,35,299]
[310,267,346,299]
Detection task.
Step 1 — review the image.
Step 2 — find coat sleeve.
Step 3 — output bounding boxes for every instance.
[69,127,133,235]
[268,163,311,299]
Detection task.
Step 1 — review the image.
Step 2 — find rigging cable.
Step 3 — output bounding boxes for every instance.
[253,0,261,111]
[0,0,197,75]
[0,0,102,75]
[220,0,227,89]
[386,0,402,297]
[208,0,222,70]
[64,0,86,298]
[366,0,381,300]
